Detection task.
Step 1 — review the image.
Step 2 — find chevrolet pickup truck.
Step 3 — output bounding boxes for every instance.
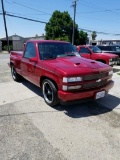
[77,45,118,66]
[97,45,120,64]
[9,40,114,106]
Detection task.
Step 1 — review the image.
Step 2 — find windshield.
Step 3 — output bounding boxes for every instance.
[89,46,102,53]
[38,42,80,60]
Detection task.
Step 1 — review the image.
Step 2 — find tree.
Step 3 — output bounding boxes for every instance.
[45,10,79,45]
[91,31,97,40]
[78,30,88,45]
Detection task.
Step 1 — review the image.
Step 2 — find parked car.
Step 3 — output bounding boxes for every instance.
[77,45,119,66]
[97,45,120,64]
[9,40,114,106]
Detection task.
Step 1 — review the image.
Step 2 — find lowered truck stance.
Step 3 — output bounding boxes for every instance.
[9,40,114,106]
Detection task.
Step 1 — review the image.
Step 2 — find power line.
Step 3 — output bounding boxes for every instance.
[5,0,13,4]
[6,13,47,24]
[6,11,49,20]
[78,28,120,36]
[77,8,120,15]
[12,1,51,15]
[5,11,49,22]
[78,0,120,15]
[1,11,120,37]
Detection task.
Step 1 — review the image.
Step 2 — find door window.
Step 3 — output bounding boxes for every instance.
[24,42,36,58]
[80,47,91,54]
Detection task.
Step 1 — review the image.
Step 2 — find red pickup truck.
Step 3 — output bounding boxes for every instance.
[77,45,118,66]
[9,40,114,106]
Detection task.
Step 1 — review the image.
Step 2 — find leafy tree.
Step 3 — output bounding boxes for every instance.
[78,30,88,45]
[45,10,79,45]
[91,31,97,40]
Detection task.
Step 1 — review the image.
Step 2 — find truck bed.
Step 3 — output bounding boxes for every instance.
[10,51,23,71]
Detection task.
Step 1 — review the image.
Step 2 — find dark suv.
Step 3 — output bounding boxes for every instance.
[97,45,120,64]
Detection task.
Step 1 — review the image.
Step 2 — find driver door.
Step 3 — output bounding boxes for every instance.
[21,42,38,85]
[79,47,91,59]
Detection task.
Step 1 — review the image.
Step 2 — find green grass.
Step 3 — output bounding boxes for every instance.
[117,72,120,75]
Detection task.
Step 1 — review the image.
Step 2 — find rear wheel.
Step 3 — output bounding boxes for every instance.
[42,79,59,107]
[11,65,21,81]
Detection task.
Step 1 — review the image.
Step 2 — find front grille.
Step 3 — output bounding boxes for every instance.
[112,58,119,64]
[84,72,107,81]
[112,57,118,61]
[83,79,107,89]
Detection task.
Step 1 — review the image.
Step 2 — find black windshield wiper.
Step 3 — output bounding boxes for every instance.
[57,53,76,58]
[43,56,56,60]
[65,53,76,56]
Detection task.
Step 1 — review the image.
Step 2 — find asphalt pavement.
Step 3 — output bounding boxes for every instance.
[0,53,120,160]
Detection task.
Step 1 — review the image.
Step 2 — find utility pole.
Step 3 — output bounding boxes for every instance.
[72,0,78,45]
[1,0,10,53]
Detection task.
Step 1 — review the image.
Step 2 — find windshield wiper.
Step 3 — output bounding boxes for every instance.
[57,51,81,58]
[43,56,56,60]
[57,53,75,58]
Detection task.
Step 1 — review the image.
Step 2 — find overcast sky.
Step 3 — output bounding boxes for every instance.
[0,0,120,40]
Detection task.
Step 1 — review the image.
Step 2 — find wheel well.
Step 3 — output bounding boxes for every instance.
[40,76,58,90]
[96,59,106,64]
[10,62,14,67]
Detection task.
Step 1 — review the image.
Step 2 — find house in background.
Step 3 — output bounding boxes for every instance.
[0,34,45,51]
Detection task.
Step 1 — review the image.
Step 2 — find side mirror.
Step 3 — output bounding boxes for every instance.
[29,57,38,63]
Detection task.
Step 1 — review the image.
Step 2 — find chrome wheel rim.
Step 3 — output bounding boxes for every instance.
[43,82,53,104]
[12,66,16,80]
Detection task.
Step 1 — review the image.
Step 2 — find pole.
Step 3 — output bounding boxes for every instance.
[1,0,10,53]
[72,0,77,45]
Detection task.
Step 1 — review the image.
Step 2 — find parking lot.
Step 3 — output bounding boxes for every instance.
[0,53,120,160]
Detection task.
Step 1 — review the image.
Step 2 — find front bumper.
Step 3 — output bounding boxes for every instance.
[109,58,119,65]
[58,80,114,102]
[118,58,120,64]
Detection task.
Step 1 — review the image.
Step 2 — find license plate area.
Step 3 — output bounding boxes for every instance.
[95,91,105,99]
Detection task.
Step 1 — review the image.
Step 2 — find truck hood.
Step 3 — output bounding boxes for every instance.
[94,52,118,58]
[53,56,104,68]
[43,56,110,76]
[102,51,120,57]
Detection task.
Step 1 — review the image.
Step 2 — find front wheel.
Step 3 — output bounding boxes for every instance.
[42,79,59,107]
[11,65,21,81]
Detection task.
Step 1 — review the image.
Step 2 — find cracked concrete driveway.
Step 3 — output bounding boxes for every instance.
[0,53,120,160]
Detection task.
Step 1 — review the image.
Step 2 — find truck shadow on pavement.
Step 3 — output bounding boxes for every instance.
[21,79,120,118]
[56,94,120,118]
[21,79,43,97]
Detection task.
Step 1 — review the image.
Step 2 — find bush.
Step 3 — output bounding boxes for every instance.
[3,45,13,51]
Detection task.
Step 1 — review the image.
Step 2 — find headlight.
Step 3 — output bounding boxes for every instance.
[62,85,82,91]
[107,78,112,82]
[108,70,113,75]
[109,59,113,65]
[63,77,82,82]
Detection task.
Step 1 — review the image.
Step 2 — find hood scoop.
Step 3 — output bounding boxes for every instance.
[91,61,96,64]
[74,61,96,66]
[74,62,80,66]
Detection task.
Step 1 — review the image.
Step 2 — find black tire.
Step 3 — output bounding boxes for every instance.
[42,79,59,107]
[11,65,21,81]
